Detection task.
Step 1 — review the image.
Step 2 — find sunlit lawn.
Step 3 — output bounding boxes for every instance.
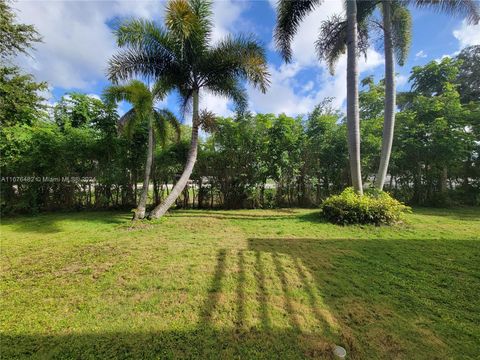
[1,207,479,359]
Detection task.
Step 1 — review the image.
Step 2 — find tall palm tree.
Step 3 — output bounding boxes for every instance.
[104,80,180,220]
[374,1,411,190]
[277,0,479,193]
[275,0,366,194]
[108,0,269,219]
[375,0,480,190]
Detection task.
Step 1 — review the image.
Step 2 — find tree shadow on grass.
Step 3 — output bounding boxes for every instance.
[1,211,130,234]
[248,237,480,359]
[169,210,299,222]
[0,329,334,360]
[412,207,480,221]
[3,237,479,359]
[2,247,337,359]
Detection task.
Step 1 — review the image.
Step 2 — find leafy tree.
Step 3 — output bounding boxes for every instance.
[108,0,269,219]
[0,0,46,127]
[409,57,460,97]
[0,0,41,60]
[54,93,114,129]
[393,60,478,204]
[0,66,47,126]
[456,45,480,104]
[304,100,348,202]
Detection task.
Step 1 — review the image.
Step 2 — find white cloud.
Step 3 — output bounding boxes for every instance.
[211,0,246,44]
[247,62,314,115]
[415,50,427,58]
[395,74,408,87]
[248,48,384,116]
[268,0,344,67]
[201,91,234,118]
[14,1,163,90]
[252,0,384,116]
[302,81,315,93]
[453,20,480,48]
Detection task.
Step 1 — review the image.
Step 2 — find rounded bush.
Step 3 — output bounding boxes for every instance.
[320,187,410,225]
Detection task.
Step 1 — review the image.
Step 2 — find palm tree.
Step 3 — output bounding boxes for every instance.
[276,0,479,193]
[104,80,180,220]
[375,0,480,190]
[358,1,411,190]
[275,0,365,194]
[108,0,269,219]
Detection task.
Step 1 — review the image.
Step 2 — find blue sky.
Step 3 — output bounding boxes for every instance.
[14,0,480,122]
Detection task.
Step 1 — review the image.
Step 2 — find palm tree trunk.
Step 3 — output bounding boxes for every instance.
[149,90,200,219]
[134,116,154,220]
[375,1,395,190]
[346,0,363,194]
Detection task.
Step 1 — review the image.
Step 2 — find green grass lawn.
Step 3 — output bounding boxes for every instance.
[1,208,479,359]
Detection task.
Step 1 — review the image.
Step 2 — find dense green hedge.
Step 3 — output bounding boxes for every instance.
[320,188,410,225]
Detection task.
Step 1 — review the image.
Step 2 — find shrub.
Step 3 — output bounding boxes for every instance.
[320,187,410,225]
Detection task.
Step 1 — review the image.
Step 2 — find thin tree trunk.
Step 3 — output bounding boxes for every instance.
[149,90,200,219]
[346,0,363,195]
[440,166,448,193]
[134,116,154,220]
[375,1,396,190]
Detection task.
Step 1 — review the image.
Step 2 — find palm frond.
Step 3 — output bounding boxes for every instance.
[201,35,270,92]
[155,108,182,142]
[188,0,213,43]
[108,47,176,83]
[165,0,198,39]
[151,79,171,101]
[199,109,217,133]
[316,14,370,74]
[412,0,480,24]
[274,0,321,62]
[103,80,152,115]
[115,18,177,53]
[153,111,168,147]
[118,108,138,138]
[206,77,248,114]
[391,3,412,66]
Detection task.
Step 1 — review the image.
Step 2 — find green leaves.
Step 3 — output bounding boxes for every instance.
[0,66,47,126]
[0,0,41,60]
[321,187,410,225]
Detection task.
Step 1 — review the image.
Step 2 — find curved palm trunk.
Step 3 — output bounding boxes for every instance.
[375,1,395,190]
[346,0,363,194]
[134,116,154,220]
[149,90,199,219]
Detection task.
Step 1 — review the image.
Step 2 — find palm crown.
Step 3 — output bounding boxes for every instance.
[108,0,269,119]
[275,0,479,71]
[103,80,180,145]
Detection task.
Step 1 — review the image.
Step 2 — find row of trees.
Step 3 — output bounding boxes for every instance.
[1,0,479,216]
[2,52,479,214]
[275,0,479,195]
[106,0,479,218]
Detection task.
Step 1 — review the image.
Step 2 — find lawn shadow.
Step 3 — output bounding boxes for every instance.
[0,328,334,360]
[3,234,478,359]
[169,210,298,222]
[1,211,130,234]
[2,247,336,359]
[248,236,480,358]
[412,207,480,221]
